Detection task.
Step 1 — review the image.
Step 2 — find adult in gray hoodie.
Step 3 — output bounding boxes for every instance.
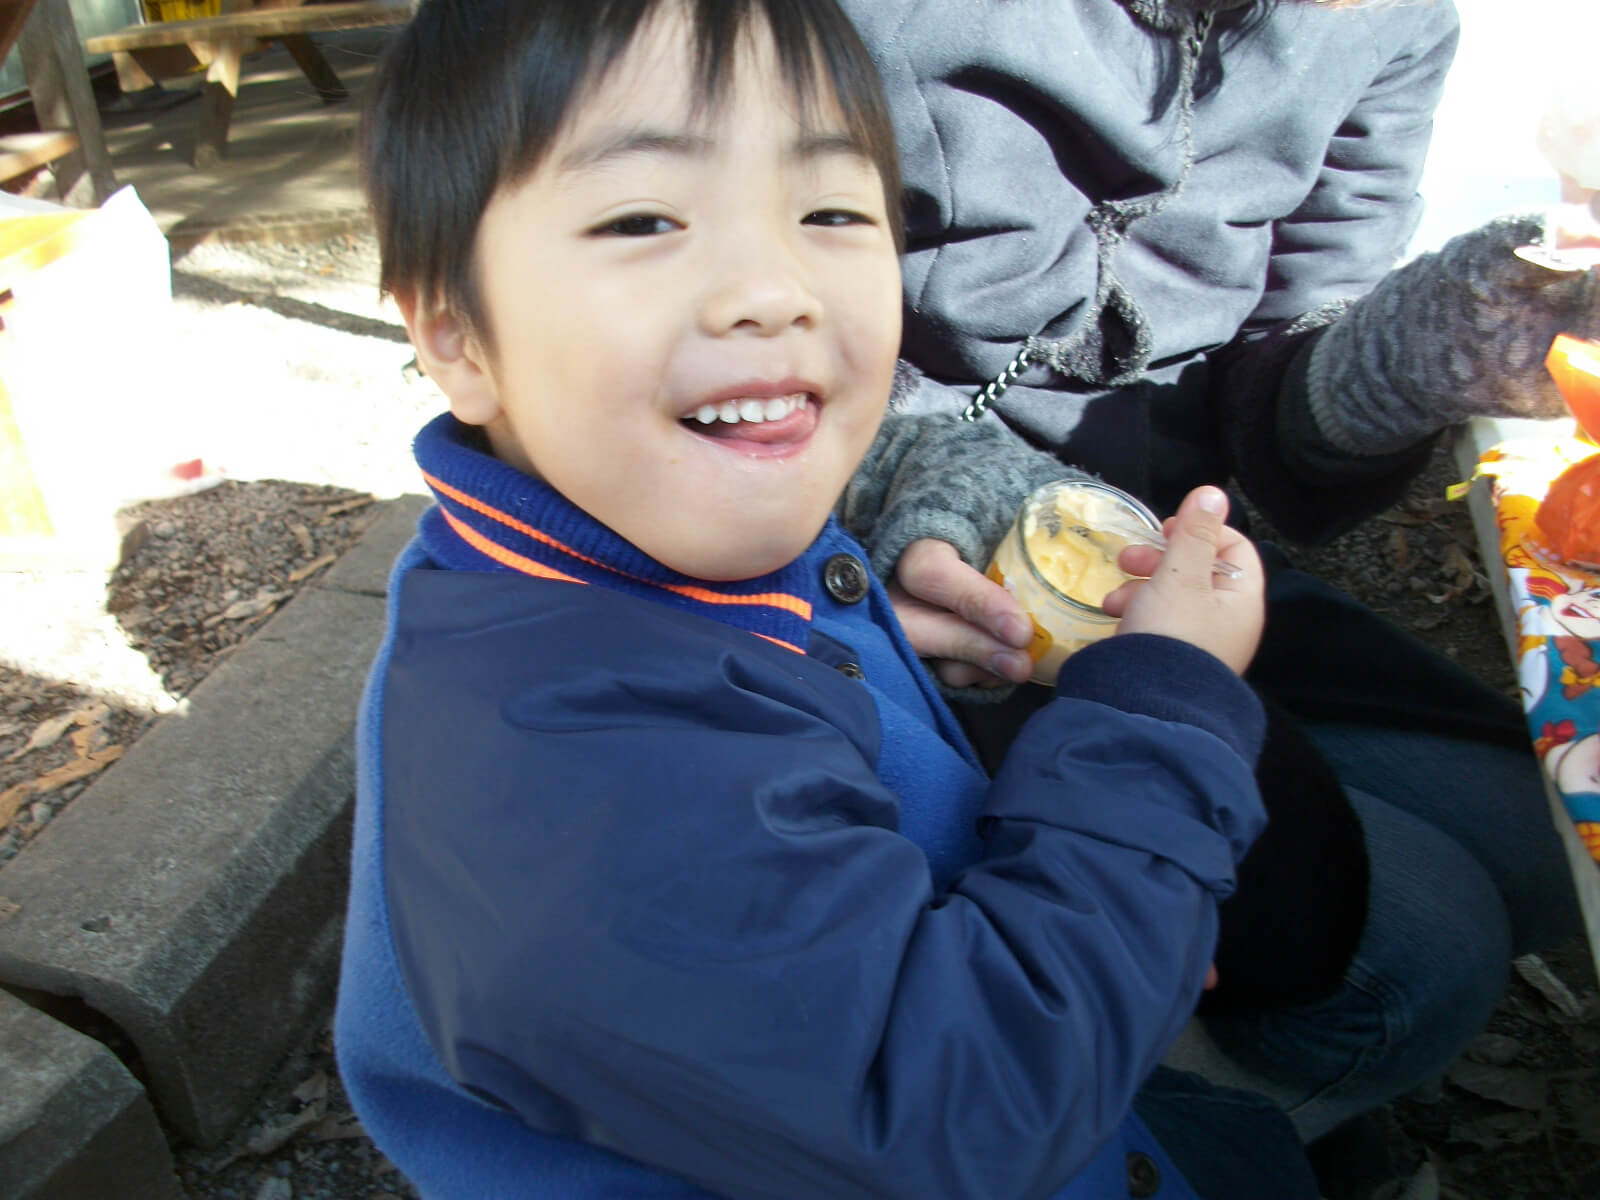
[836,0,1593,1182]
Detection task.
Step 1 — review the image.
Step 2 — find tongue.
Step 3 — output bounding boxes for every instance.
[695,406,813,444]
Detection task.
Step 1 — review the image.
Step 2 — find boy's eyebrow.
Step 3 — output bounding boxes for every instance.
[558,130,713,174]
[787,131,873,166]
[558,128,872,174]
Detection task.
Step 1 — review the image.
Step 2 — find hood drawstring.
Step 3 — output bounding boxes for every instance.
[962,8,1215,421]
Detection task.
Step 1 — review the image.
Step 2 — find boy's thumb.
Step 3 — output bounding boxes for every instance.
[1189,486,1228,519]
[1161,486,1228,577]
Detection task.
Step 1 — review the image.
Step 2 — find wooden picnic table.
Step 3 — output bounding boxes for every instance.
[84,0,412,166]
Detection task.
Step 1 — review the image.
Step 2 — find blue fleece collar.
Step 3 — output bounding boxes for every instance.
[411,414,821,654]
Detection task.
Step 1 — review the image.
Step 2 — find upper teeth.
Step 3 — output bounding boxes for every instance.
[690,394,806,425]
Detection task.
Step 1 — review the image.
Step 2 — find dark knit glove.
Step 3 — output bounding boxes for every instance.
[1306,214,1600,456]
[839,368,1077,583]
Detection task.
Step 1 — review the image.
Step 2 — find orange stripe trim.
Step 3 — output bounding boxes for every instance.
[441,507,586,584]
[445,505,805,656]
[753,631,806,656]
[423,470,813,620]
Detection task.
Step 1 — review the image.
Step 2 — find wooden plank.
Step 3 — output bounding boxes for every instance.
[115,41,214,89]
[0,129,78,181]
[278,31,344,102]
[17,0,115,205]
[192,36,243,168]
[0,0,40,66]
[84,0,411,54]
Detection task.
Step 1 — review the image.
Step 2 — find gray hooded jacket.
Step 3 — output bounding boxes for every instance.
[839,0,1462,569]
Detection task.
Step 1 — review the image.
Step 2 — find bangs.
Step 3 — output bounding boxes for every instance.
[365,0,902,334]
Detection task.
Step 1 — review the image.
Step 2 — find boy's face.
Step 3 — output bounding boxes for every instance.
[434,11,901,581]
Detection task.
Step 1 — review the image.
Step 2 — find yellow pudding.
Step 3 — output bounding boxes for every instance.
[986,479,1159,685]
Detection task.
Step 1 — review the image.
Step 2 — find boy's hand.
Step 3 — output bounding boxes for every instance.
[1100,487,1264,675]
[888,540,1035,688]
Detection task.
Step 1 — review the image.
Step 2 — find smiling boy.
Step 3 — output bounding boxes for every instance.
[334,3,1307,1198]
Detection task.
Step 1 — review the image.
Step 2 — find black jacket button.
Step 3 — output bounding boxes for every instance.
[838,662,865,680]
[823,553,870,604]
[1126,1151,1161,1198]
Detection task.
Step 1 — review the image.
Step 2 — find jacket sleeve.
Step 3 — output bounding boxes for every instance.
[1215,5,1459,542]
[381,583,1265,1200]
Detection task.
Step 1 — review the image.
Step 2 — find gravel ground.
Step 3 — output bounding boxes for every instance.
[1,233,1596,1199]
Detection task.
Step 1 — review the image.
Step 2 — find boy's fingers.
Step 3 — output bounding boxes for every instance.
[897,539,1033,648]
[1099,577,1142,618]
[1116,543,1163,580]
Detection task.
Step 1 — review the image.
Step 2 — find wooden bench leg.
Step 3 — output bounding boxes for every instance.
[278,33,348,103]
[16,0,116,204]
[193,37,244,168]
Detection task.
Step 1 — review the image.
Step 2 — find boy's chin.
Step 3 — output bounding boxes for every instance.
[652,524,828,583]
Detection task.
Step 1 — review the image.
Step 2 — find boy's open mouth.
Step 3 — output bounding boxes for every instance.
[679,392,815,445]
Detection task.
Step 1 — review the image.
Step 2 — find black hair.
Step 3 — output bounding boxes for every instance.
[363,0,903,335]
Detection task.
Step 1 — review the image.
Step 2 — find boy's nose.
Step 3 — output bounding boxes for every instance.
[698,244,823,336]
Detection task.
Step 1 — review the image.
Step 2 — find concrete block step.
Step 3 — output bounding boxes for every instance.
[0,987,180,1200]
[0,494,427,1147]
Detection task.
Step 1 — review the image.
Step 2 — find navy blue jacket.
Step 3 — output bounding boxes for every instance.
[336,416,1269,1198]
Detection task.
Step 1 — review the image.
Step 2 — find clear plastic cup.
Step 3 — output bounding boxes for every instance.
[985,478,1160,685]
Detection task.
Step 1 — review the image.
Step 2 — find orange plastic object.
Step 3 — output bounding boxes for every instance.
[1547,334,1600,443]
[1537,452,1600,565]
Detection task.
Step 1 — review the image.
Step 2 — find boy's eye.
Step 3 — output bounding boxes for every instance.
[592,214,681,237]
[802,209,873,228]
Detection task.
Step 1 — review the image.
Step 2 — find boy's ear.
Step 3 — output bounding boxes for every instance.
[393,286,501,426]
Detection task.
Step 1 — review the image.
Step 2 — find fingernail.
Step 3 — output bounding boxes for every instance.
[1194,486,1226,515]
[991,651,1032,681]
[996,614,1031,647]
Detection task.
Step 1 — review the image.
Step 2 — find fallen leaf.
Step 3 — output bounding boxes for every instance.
[1388,526,1410,569]
[306,1111,368,1142]
[72,703,109,728]
[69,715,112,760]
[1381,510,1435,527]
[0,746,125,825]
[1465,1032,1525,1066]
[1446,1060,1550,1111]
[291,1070,328,1106]
[285,519,315,558]
[211,591,291,625]
[7,712,76,762]
[240,1103,325,1158]
[1514,953,1585,1019]
[1440,542,1480,590]
[302,491,369,505]
[0,896,19,924]
[287,554,336,583]
[320,494,374,518]
[1447,1111,1550,1149]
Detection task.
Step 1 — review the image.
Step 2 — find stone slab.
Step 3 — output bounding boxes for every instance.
[318,491,428,598]
[0,988,180,1200]
[0,580,385,1145]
